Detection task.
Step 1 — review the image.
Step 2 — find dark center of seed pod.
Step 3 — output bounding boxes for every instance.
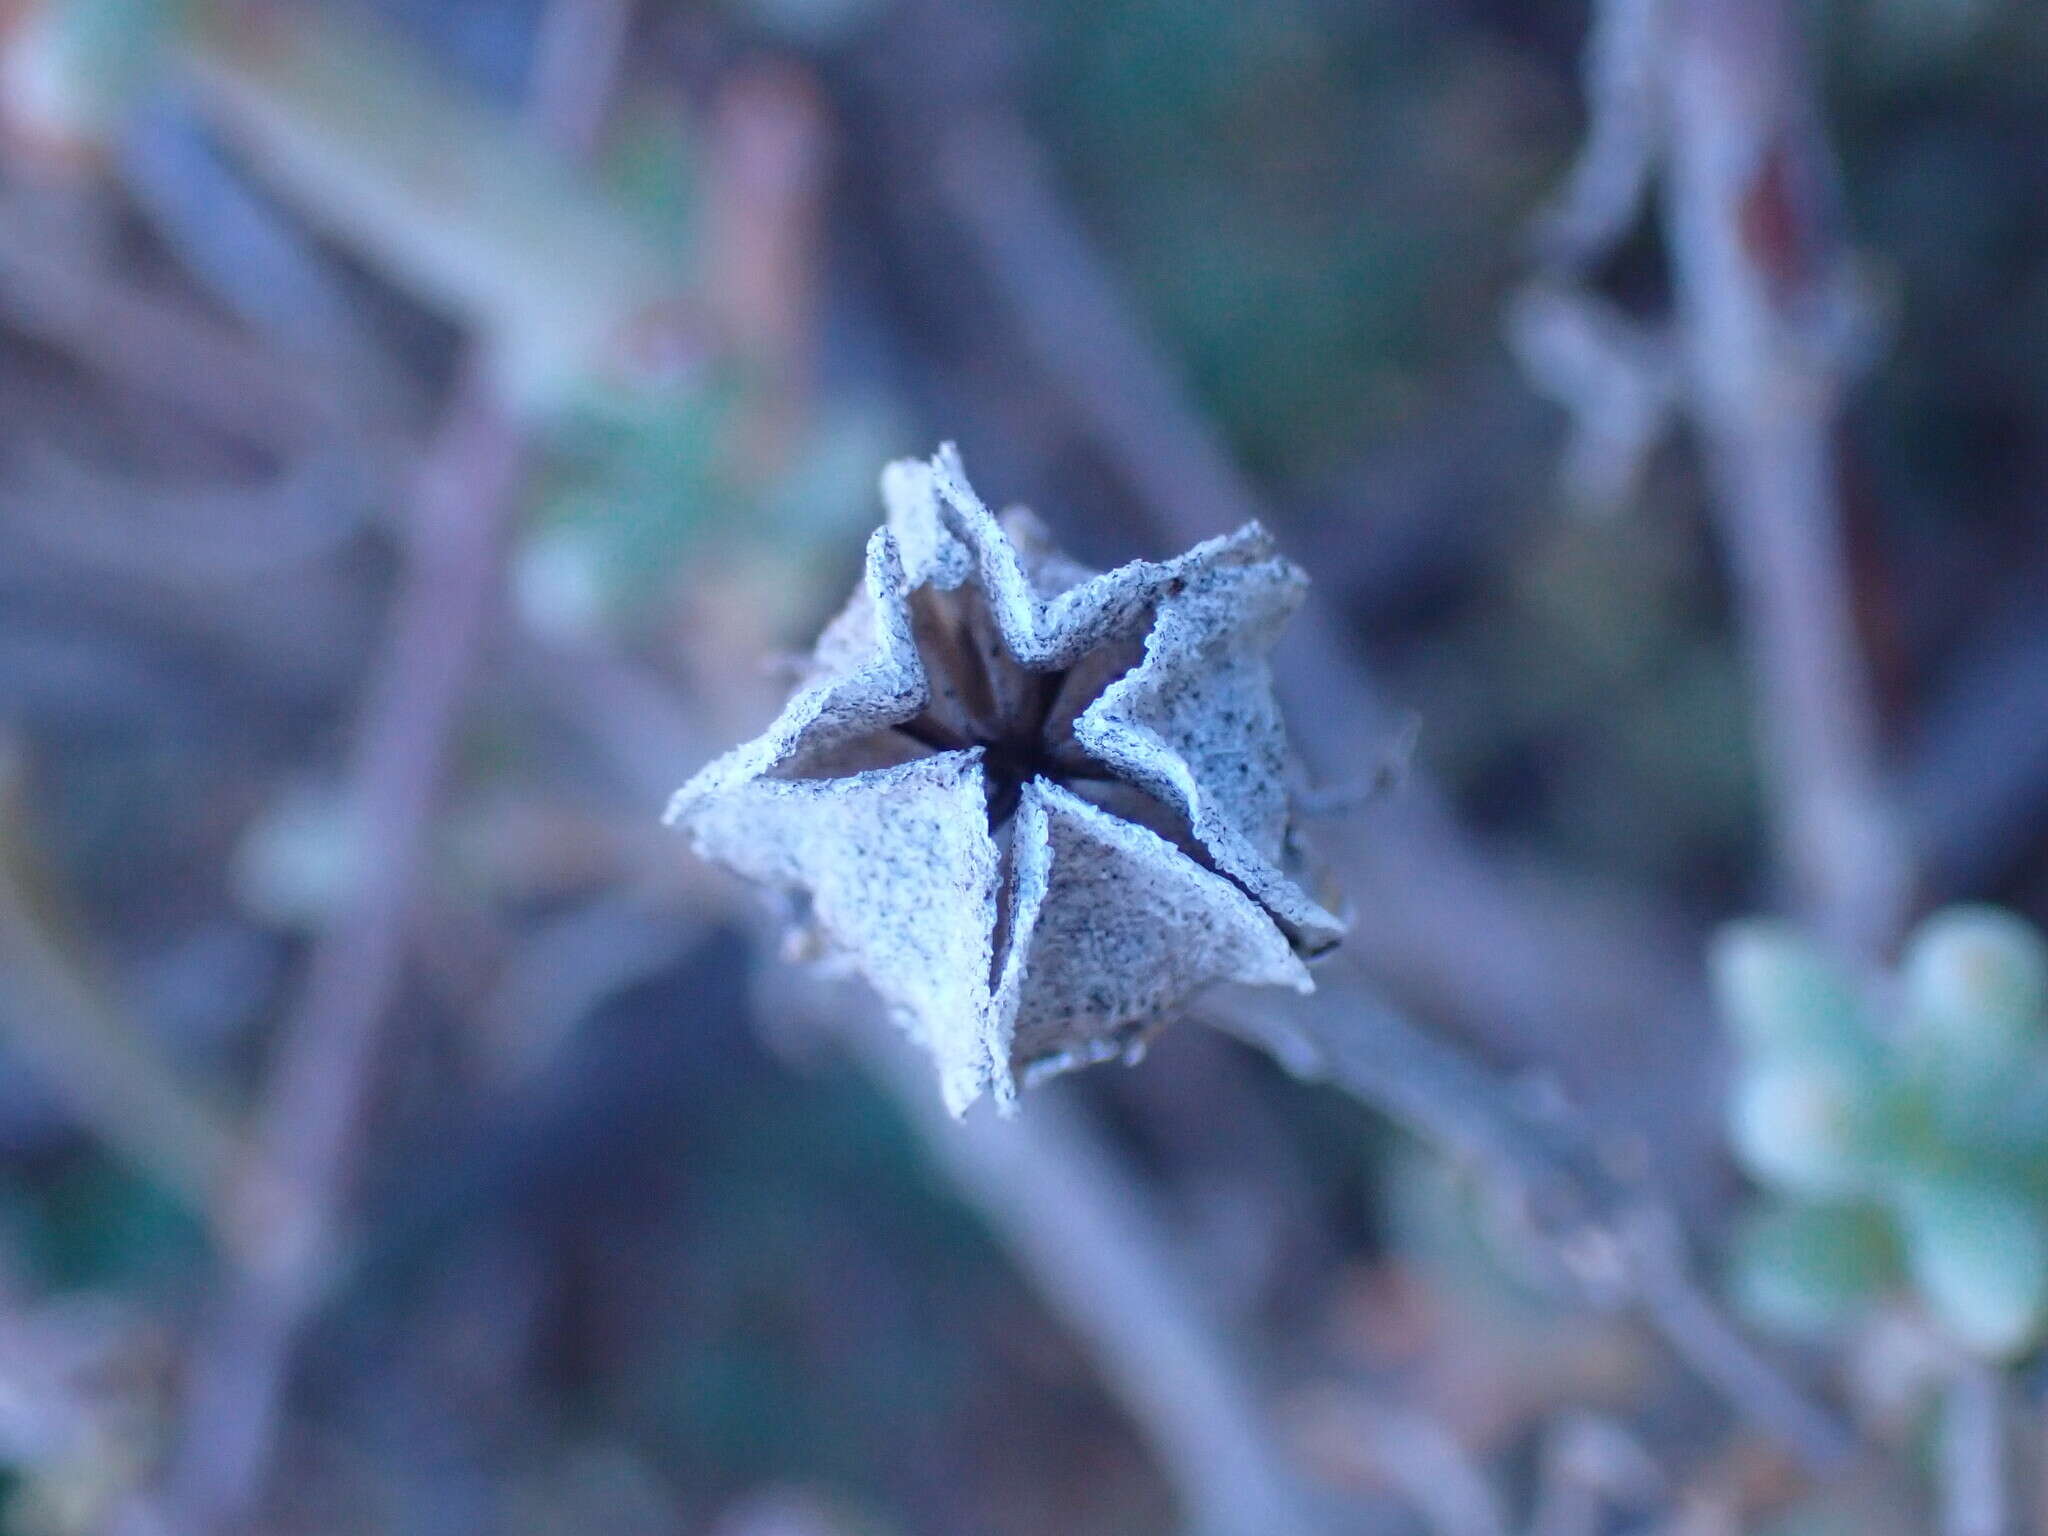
[896,666,1091,832]
[771,576,1202,861]
[975,675,1073,830]
[872,584,1143,837]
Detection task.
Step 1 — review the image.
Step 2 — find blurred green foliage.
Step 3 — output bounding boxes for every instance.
[1032,0,1563,478]
[3,1152,204,1291]
[1718,907,2048,1357]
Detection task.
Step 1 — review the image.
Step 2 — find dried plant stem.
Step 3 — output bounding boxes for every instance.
[125,5,634,1530]
[1536,0,1663,269]
[1535,0,1911,959]
[0,757,243,1216]
[1206,982,1858,1472]
[1939,1361,2008,1536]
[1495,0,1908,1477]
[843,1016,1359,1536]
[1625,1209,1857,1470]
[1662,0,1911,960]
[137,378,528,1535]
[179,0,672,405]
[119,97,407,405]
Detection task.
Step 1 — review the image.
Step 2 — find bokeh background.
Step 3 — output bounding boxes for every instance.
[0,0,2045,1531]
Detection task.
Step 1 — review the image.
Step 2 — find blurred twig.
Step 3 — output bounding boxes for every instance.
[1662,0,1909,959]
[1938,1361,2008,1536]
[126,4,637,1530]
[1530,0,2048,948]
[139,366,530,1536]
[1531,0,1911,960]
[118,94,409,406]
[1204,980,1859,1472]
[1535,0,1664,269]
[0,746,244,1217]
[2,440,369,585]
[177,0,682,407]
[838,1008,1366,1536]
[1515,0,1679,518]
[1504,279,1676,518]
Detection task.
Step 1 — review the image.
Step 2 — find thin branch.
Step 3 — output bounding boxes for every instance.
[833,1008,1366,1536]
[0,748,244,1217]
[179,0,671,406]
[1532,0,1666,270]
[138,363,529,1536]
[1624,1207,1857,1471]
[119,95,407,404]
[1505,279,1677,518]
[1513,0,1678,519]
[127,4,635,1529]
[1662,0,1911,960]
[1205,980,1859,1472]
[1938,1361,2008,1536]
[1527,0,1910,957]
[1508,0,1922,1476]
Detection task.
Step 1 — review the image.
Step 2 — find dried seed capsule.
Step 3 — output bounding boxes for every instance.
[667,444,1342,1113]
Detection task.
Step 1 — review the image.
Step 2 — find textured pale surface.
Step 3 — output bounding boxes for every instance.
[667,444,1340,1112]
[683,752,1005,1114]
[1007,781,1311,1075]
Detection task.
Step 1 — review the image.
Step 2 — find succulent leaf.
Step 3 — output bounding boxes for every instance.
[1710,920,1865,1060]
[1902,905,2048,1062]
[1892,1173,2048,1358]
[1729,1200,1897,1338]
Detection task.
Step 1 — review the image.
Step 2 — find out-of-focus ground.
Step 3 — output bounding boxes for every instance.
[0,0,2044,1532]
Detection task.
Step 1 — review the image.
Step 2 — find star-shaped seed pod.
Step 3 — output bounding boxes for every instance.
[667,444,1343,1113]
